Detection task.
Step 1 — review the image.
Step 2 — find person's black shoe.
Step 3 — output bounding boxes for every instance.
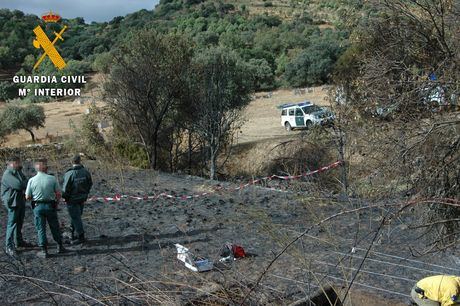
[5,247,17,257]
[71,234,86,245]
[17,241,34,248]
[36,247,48,258]
[71,239,83,245]
[57,244,66,254]
[70,226,75,240]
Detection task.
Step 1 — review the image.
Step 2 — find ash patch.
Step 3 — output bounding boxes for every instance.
[0,161,458,305]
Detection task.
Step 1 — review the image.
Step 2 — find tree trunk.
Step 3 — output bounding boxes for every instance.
[336,127,349,202]
[338,131,347,192]
[168,139,173,172]
[150,131,158,169]
[209,135,219,180]
[26,129,35,143]
[209,151,216,180]
[188,129,192,174]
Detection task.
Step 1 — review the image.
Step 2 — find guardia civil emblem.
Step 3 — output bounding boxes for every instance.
[33,11,67,70]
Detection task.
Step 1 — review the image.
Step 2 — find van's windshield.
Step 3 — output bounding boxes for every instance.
[302,105,322,114]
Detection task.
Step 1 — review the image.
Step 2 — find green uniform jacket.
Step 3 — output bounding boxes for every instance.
[62,165,93,204]
[1,167,27,208]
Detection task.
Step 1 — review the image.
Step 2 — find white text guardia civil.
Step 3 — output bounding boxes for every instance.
[13,75,87,84]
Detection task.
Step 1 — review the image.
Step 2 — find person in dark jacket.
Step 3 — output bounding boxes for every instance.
[1,156,33,256]
[62,154,92,244]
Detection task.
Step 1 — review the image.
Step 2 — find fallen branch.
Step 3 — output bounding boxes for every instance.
[0,274,106,306]
[239,197,460,304]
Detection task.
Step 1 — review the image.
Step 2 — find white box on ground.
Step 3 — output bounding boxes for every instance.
[174,244,213,272]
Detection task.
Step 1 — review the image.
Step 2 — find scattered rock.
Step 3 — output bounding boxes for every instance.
[73,266,86,274]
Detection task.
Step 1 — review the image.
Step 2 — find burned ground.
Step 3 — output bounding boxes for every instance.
[0,160,458,305]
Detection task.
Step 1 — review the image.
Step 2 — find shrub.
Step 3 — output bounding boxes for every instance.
[284,31,347,86]
[92,52,113,73]
[114,141,149,169]
[0,104,45,142]
[244,58,275,90]
[0,81,18,101]
[81,113,105,153]
[263,131,339,190]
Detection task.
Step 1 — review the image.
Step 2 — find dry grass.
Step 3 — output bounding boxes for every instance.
[0,81,331,181]
[238,86,330,144]
[225,86,331,176]
[0,100,103,147]
[0,84,328,148]
[0,73,106,148]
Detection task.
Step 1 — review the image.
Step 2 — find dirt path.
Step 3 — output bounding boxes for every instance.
[239,87,330,144]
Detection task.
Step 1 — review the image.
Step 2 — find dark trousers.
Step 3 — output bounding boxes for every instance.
[33,203,62,247]
[67,202,85,236]
[5,204,25,249]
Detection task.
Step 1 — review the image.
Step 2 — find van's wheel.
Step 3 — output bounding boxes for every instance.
[305,120,313,129]
[285,122,292,131]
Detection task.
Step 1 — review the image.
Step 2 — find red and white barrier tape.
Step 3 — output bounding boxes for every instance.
[85,160,343,203]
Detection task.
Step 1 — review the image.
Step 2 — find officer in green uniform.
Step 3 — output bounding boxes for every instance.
[25,158,65,258]
[1,156,33,256]
[62,154,92,244]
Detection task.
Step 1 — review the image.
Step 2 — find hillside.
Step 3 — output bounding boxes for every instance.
[157,0,347,23]
[1,155,456,305]
[0,0,353,102]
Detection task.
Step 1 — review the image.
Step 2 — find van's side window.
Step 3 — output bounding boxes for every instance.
[288,109,295,116]
[295,108,303,116]
[281,109,287,116]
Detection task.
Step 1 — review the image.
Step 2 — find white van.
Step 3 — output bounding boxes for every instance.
[280,101,334,131]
